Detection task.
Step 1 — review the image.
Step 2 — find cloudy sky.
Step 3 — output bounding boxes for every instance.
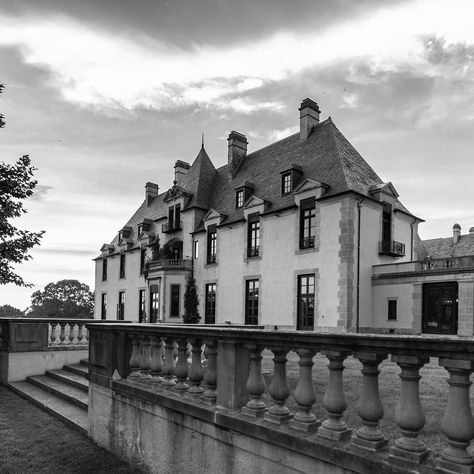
[0,0,473,310]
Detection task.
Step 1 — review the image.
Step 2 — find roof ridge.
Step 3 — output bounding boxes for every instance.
[326,120,352,191]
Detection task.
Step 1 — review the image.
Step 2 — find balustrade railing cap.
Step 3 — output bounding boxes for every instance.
[86,323,474,360]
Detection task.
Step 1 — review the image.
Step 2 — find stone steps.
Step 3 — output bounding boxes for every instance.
[8,359,89,435]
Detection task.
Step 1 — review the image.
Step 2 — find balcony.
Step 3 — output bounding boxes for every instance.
[299,236,315,249]
[206,254,217,265]
[247,246,260,258]
[379,239,405,257]
[417,255,474,271]
[162,220,182,233]
[147,258,192,272]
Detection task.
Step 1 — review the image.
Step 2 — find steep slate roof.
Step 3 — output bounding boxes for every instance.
[206,118,385,224]
[103,116,414,248]
[181,145,217,210]
[420,233,474,259]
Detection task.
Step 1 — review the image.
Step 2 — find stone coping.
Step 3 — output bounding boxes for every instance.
[108,379,436,474]
[87,323,474,360]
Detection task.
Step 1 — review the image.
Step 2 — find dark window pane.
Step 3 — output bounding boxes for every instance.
[297,274,315,330]
[205,283,216,324]
[170,284,180,318]
[245,280,259,325]
[388,300,397,320]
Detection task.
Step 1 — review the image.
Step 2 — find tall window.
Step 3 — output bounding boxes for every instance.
[102,258,107,281]
[236,189,244,208]
[101,293,107,320]
[247,214,260,258]
[119,253,126,278]
[207,226,217,264]
[117,291,125,320]
[168,207,175,229]
[282,173,292,195]
[138,289,146,322]
[205,283,217,324]
[297,275,315,330]
[140,248,146,275]
[175,204,181,228]
[300,198,316,249]
[170,284,180,318]
[194,240,199,259]
[149,284,160,323]
[388,299,397,321]
[245,280,259,325]
[382,202,392,242]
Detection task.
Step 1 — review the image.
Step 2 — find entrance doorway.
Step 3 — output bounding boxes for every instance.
[422,282,458,334]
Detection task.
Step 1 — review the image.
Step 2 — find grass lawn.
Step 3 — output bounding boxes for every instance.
[0,386,144,474]
[262,352,450,453]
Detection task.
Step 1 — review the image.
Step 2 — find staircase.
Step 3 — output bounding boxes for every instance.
[9,359,89,435]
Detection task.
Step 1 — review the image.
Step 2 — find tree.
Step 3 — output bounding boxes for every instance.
[0,304,24,318]
[183,275,200,324]
[0,84,44,286]
[29,279,94,319]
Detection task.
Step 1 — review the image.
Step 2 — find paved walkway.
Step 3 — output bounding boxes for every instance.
[0,386,144,474]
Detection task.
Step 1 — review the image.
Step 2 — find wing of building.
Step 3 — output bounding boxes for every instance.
[94,98,428,333]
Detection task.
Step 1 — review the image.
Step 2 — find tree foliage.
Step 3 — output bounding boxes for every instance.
[0,84,44,286]
[0,304,24,318]
[183,275,200,324]
[29,279,94,319]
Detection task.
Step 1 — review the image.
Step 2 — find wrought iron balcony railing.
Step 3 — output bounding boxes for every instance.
[299,236,315,249]
[379,240,405,257]
[161,221,182,233]
[247,246,260,258]
[207,254,217,264]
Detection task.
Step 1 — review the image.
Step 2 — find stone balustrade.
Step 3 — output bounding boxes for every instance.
[48,320,89,346]
[88,324,474,474]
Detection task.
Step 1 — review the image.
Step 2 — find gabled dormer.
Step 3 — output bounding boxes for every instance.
[242,195,271,219]
[137,218,153,240]
[369,182,399,202]
[293,178,329,205]
[118,226,133,248]
[203,209,226,229]
[100,243,115,256]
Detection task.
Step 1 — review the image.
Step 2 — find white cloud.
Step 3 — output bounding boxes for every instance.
[267,126,299,142]
[0,0,472,113]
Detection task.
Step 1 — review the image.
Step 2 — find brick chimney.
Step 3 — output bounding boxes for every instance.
[145,182,159,206]
[299,98,321,142]
[227,131,248,177]
[174,160,190,186]
[453,223,461,244]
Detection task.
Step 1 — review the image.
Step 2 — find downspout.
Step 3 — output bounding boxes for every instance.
[410,219,417,261]
[356,198,365,333]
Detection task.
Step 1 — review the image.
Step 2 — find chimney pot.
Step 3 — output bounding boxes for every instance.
[453,223,461,244]
[145,182,159,206]
[228,131,248,177]
[299,98,321,142]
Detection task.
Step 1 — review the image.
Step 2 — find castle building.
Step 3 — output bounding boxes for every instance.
[94,98,424,333]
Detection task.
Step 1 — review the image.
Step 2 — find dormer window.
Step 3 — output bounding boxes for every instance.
[280,165,302,196]
[236,190,244,208]
[282,173,292,195]
[137,224,143,236]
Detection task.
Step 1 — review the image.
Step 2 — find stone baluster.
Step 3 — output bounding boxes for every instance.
[188,338,204,396]
[139,335,152,380]
[352,352,388,450]
[438,359,474,473]
[127,335,141,379]
[242,344,267,417]
[390,355,430,463]
[59,322,67,346]
[318,350,352,441]
[68,322,76,345]
[202,340,217,404]
[150,336,164,383]
[174,338,190,392]
[289,348,319,432]
[264,346,292,424]
[161,337,176,387]
[50,323,58,345]
[76,322,85,345]
[85,327,89,344]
